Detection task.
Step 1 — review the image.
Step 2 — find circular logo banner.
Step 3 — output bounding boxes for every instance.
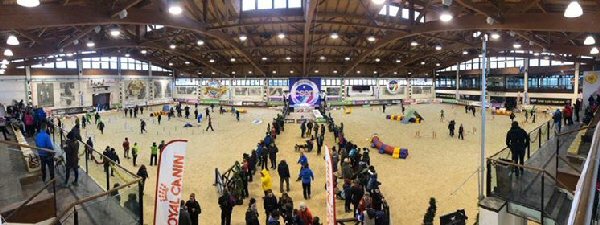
[203,80,228,98]
[386,80,401,94]
[290,79,319,106]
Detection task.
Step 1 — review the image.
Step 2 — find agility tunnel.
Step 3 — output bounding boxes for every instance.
[386,115,404,121]
[370,135,408,159]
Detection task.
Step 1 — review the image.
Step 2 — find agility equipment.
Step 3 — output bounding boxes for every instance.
[415,130,436,139]
[150,111,168,117]
[370,135,408,159]
[386,115,404,121]
[491,108,512,115]
[237,109,248,113]
[344,107,352,114]
[401,109,424,124]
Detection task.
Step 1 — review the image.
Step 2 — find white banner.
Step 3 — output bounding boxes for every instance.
[153,140,188,225]
[324,145,336,225]
[583,71,600,108]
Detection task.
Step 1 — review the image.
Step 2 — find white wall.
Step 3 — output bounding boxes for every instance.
[0,76,27,105]
[436,89,575,99]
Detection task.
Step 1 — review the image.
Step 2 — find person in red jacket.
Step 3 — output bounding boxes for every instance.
[298,202,313,225]
[24,112,34,137]
[563,104,573,126]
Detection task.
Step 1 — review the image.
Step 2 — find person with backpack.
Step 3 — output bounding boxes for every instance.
[218,190,235,225]
[245,198,260,225]
[277,160,291,193]
[506,121,529,177]
[297,164,314,200]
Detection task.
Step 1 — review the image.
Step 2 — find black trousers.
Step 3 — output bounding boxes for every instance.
[302,183,311,199]
[40,156,54,182]
[458,133,464,140]
[0,126,9,140]
[132,154,137,166]
[511,150,525,176]
[221,209,232,225]
[65,165,79,184]
[280,177,290,192]
[150,154,157,166]
[317,145,322,155]
[206,123,214,131]
[270,156,277,169]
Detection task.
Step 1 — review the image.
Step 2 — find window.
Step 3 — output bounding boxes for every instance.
[389,5,399,16]
[378,6,387,15]
[401,8,409,19]
[274,0,286,9]
[243,0,256,11]
[288,0,301,8]
[257,0,273,9]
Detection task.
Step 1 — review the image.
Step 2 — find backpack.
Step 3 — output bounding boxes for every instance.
[245,209,258,222]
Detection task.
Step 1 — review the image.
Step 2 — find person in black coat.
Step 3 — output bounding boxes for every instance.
[506,121,530,177]
[108,148,120,176]
[277,160,291,193]
[218,191,235,225]
[448,120,456,137]
[64,124,82,186]
[349,181,364,216]
[185,193,201,225]
[316,135,324,155]
[179,200,192,225]
[136,165,148,188]
[300,121,306,138]
[269,145,278,169]
[575,99,582,122]
[263,191,279,224]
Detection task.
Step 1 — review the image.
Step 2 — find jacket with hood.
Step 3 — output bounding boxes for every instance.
[261,169,273,191]
[506,124,529,152]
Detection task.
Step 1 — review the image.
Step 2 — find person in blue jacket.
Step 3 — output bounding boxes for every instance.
[297,164,314,200]
[35,123,55,182]
[297,152,308,167]
[33,107,46,132]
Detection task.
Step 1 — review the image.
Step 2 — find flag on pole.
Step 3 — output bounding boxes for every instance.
[153,140,188,225]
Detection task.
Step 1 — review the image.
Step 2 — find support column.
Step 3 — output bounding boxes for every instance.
[433,69,437,99]
[573,62,581,104]
[148,62,153,103]
[341,78,346,100]
[523,59,529,94]
[407,76,412,100]
[77,58,84,107]
[117,57,123,106]
[456,62,460,100]
[25,66,32,105]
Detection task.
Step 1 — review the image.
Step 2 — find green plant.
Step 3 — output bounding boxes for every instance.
[423,197,437,225]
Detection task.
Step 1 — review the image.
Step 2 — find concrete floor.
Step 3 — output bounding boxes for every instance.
[57,103,544,225]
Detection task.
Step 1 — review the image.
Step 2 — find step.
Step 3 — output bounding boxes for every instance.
[556,196,573,225]
[544,189,563,219]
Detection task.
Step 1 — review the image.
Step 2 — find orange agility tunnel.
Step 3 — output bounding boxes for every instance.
[370,135,408,159]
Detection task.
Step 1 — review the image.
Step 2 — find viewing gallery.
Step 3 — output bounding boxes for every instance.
[2,0,600,225]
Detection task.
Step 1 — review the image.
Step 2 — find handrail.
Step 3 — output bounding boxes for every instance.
[50,177,142,225]
[0,139,56,153]
[557,125,596,137]
[4,178,56,221]
[487,157,572,193]
[558,156,583,173]
[51,122,138,177]
[488,147,510,159]
[568,122,600,225]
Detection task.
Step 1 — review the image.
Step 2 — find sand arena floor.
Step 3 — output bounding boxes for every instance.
[59,103,543,225]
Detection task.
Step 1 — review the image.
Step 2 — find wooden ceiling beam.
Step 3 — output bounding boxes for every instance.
[110,0,143,18]
[303,0,320,76]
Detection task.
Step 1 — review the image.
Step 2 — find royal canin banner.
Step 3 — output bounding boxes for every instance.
[325,145,336,225]
[153,140,188,225]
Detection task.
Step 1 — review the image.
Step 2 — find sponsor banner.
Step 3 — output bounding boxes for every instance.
[288,78,321,107]
[324,145,336,225]
[583,71,600,108]
[386,79,401,94]
[154,140,188,225]
[529,98,572,105]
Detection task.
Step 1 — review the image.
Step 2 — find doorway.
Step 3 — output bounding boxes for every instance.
[92,93,111,111]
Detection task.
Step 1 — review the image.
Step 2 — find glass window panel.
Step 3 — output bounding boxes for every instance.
[497,61,505,68]
[389,6,399,16]
[540,59,550,66]
[378,6,387,15]
[288,0,301,8]
[67,61,77,69]
[101,62,109,69]
[274,0,286,8]
[402,8,409,19]
[506,60,515,68]
[530,58,540,66]
[142,64,148,70]
[257,0,272,9]
[55,61,66,68]
[515,59,524,67]
[243,0,256,10]
[83,62,91,69]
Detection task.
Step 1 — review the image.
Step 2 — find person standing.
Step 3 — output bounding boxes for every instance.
[506,121,529,177]
[179,200,192,225]
[236,110,240,122]
[306,121,313,137]
[263,191,278,225]
[316,135,324,155]
[81,114,87,129]
[186,193,201,225]
[218,191,235,225]
[575,99,582,122]
[448,120,455,137]
[320,124,325,137]
[140,119,147,134]
[440,109,445,122]
[553,109,563,132]
[269,145,278,169]
[349,180,364,216]
[458,124,464,140]
[140,106,144,115]
[150,142,158,166]
[185,105,190,119]
[261,169,273,195]
[300,121,306,138]
[531,109,536,123]
[509,111,516,122]
[136,164,148,185]
[245,198,260,225]
[131,143,139,166]
[206,116,214,131]
[64,124,82,186]
[382,104,386,113]
[85,137,94,160]
[194,108,198,121]
[97,119,105,134]
[94,112,100,124]
[124,108,128,117]
[277,160,291,193]
[157,114,162,125]
[205,107,210,118]
[122,137,130,159]
[297,164,314,200]
[35,123,55,182]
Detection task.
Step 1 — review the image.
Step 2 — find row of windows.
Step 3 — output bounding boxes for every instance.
[242,0,302,11]
[436,74,578,90]
[378,4,425,23]
[439,57,576,72]
[174,78,434,87]
[30,57,171,72]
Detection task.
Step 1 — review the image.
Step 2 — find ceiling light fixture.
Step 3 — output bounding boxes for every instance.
[410,41,418,46]
[290,70,294,74]
[278,33,285,39]
[86,40,95,48]
[314,70,319,73]
[185,61,190,65]
[320,56,326,60]
[1,59,9,65]
[356,70,361,74]
[261,57,268,61]
[197,40,204,46]
[513,43,522,49]
[564,1,583,18]
[372,0,385,5]
[231,71,236,75]
[393,72,398,75]
[6,35,19,46]
[286,57,291,61]
[109,27,121,37]
[248,71,253,74]
[420,61,425,65]
[345,57,351,61]
[333,70,338,74]
[435,45,442,51]
[4,49,13,57]
[330,33,339,39]
[16,0,40,7]
[462,50,468,55]
[439,11,453,22]
[396,59,401,63]
[272,70,277,74]
[209,59,215,63]
[591,47,599,55]
[436,63,441,66]
[230,58,236,62]
[169,44,176,49]
[367,36,376,42]
[373,71,378,74]
[239,35,248,42]
[124,53,130,57]
[168,62,173,66]
[490,32,500,40]
[584,35,596,45]
[140,50,147,54]
[168,5,183,15]
[56,58,62,62]
[375,58,380,62]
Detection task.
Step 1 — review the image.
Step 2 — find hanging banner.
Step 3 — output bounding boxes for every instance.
[153,140,189,225]
[288,78,321,107]
[583,71,600,108]
[324,145,336,225]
